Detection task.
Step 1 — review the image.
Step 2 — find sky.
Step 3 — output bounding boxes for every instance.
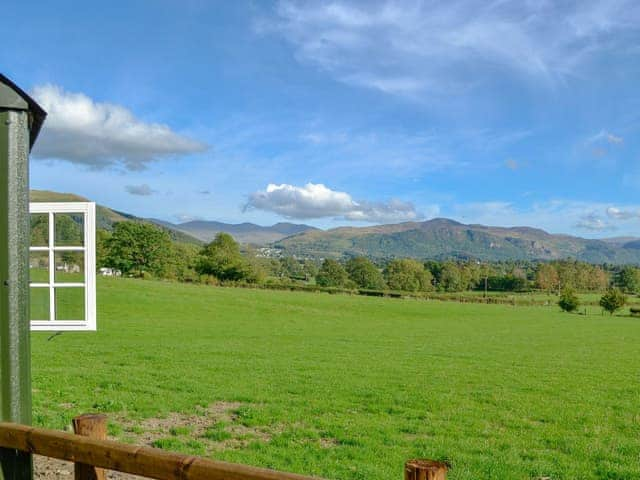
[2,0,640,237]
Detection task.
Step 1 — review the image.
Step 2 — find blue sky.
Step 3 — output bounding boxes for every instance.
[3,0,640,236]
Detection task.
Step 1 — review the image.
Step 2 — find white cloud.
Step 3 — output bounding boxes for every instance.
[245,183,422,222]
[31,85,207,170]
[607,207,640,220]
[263,0,640,97]
[124,184,156,196]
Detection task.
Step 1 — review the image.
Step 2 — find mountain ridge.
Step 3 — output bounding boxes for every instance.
[152,219,318,244]
[30,190,640,264]
[274,217,640,264]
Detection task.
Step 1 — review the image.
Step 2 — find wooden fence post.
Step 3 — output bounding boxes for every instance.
[405,459,448,480]
[73,414,107,480]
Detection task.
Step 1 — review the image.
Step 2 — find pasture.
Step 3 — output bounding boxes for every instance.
[31,278,640,480]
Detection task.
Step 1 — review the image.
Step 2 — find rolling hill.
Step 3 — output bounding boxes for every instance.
[152,220,317,244]
[274,218,640,264]
[30,190,201,245]
[30,190,315,246]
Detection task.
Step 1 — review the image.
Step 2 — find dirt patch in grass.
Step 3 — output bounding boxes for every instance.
[34,402,279,479]
[115,401,275,454]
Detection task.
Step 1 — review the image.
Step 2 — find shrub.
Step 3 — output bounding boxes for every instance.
[558,287,579,312]
[600,288,626,315]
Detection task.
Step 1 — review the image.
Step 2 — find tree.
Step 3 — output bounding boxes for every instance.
[439,262,464,292]
[345,257,385,290]
[582,265,609,292]
[535,263,559,292]
[384,259,433,292]
[166,243,200,282]
[196,233,255,282]
[316,259,349,287]
[558,287,579,312]
[599,288,626,315]
[96,229,112,268]
[302,260,319,281]
[105,221,173,277]
[617,266,640,294]
[280,257,304,280]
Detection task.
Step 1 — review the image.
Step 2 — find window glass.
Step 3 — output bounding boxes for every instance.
[30,287,50,321]
[55,213,84,247]
[29,251,49,283]
[55,288,85,321]
[30,213,49,246]
[55,251,85,283]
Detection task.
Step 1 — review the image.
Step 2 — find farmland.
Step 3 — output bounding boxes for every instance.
[31,278,640,480]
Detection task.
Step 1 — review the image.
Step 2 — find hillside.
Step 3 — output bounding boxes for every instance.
[152,219,317,244]
[30,190,201,245]
[275,218,640,264]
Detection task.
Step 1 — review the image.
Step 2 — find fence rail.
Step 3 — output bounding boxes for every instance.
[0,416,448,480]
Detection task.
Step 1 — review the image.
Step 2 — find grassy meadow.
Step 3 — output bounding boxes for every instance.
[30,278,640,480]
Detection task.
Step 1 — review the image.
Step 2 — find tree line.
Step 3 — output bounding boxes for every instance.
[97,221,640,295]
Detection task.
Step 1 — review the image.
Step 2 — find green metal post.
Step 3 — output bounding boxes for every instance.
[0,75,46,480]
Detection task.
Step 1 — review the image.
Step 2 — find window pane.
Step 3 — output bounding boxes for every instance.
[55,251,84,283]
[55,213,84,247]
[55,288,85,321]
[29,251,50,283]
[30,213,48,246]
[30,287,50,321]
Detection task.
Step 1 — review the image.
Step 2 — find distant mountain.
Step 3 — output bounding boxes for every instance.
[152,220,317,245]
[274,217,640,264]
[30,191,640,264]
[601,236,640,247]
[30,190,201,245]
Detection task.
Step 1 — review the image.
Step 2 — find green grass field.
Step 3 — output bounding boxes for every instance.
[30,278,640,480]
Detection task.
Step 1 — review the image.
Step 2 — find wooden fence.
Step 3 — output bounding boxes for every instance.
[0,415,448,480]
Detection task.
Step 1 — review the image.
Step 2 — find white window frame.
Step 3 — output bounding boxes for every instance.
[29,202,96,331]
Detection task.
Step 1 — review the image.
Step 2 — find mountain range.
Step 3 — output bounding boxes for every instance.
[151,219,317,244]
[30,190,640,264]
[273,218,640,264]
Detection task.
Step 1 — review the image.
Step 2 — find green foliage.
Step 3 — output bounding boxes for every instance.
[486,275,528,292]
[279,257,305,279]
[617,266,640,293]
[203,427,232,441]
[558,287,579,312]
[345,257,386,289]
[196,233,258,282]
[600,288,626,315]
[104,221,173,277]
[96,229,112,268]
[316,259,349,287]
[438,261,464,292]
[166,243,200,282]
[384,258,433,292]
[30,213,49,246]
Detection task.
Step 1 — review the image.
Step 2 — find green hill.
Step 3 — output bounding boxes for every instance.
[30,190,201,245]
[275,218,640,264]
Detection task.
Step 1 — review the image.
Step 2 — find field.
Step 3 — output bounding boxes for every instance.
[31,278,640,480]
